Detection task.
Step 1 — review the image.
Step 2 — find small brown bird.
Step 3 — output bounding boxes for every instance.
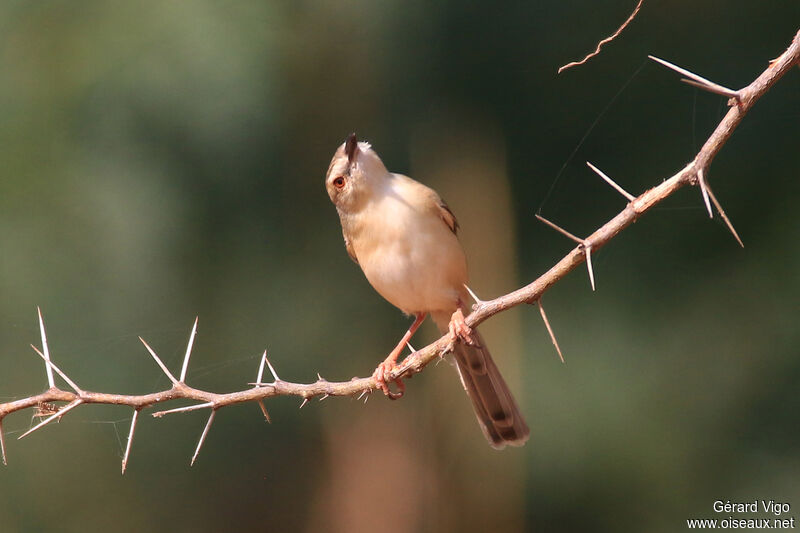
[325,133,529,449]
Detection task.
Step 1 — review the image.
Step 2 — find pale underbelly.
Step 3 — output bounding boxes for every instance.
[358,234,467,314]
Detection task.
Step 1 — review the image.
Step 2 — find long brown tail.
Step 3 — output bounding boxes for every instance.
[434,314,530,449]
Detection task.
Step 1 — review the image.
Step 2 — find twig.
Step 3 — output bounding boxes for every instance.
[0,29,797,469]
[558,0,644,73]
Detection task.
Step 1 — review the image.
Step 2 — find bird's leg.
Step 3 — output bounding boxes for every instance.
[373,312,426,399]
[448,307,477,346]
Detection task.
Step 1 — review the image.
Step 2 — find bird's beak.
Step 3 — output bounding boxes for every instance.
[345,132,358,163]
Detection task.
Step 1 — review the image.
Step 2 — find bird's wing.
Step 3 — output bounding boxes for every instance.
[394,172,460,234]
[437,198,460,235]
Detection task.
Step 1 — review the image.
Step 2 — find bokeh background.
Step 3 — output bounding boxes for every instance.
[0,1,797,531]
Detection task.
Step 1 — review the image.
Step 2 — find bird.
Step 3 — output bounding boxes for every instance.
[324,133,529,449]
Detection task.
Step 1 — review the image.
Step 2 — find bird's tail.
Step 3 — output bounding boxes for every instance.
[433,312,530,449]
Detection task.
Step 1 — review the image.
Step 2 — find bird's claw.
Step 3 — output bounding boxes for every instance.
[373,361,405,400]
[448,308,477,345]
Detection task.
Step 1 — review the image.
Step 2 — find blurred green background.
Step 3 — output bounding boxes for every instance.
[0,1,797,531]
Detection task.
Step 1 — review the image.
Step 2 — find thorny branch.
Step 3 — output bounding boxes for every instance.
[1,29,798,472]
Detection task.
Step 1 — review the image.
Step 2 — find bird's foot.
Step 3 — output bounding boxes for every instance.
[372,356,405,400]
[371,312,425,399]
[448,308,477,346]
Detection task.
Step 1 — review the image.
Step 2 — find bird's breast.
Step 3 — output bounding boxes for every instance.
[347,193,467,315]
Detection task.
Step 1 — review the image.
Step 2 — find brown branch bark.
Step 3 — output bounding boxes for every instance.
[1,29,798,470]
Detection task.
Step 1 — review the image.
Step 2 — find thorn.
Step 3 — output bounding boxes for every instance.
[648,55,740,101]
[179,317,199,383]
[37,307,55,389]
[139,337,179,385]
[583,244,596,291]
[538,299,565,363]
[30,345,82,394]
[190,409,217,466]
[121,409,140,475]
[255,351,267,385]
[257,400,271,423]
[152,402,214,418]
[317,372,326,382]
[265,356,281,383]
[18,399,82,440]
[363,392,370,404]
[442,339,456,357]
[586,162,636,201]
[406,342,416,354]
[319,394,329,402]
[0,419,7,466]
[357,389,369,401]
[679,78,741,102]
[463,284,485,305]
[535,215,584,245]
[299,397,309,409]
[705,183,744,247]
[697,168,713,218]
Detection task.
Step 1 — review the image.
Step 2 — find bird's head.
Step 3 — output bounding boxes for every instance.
[325,133,388,212]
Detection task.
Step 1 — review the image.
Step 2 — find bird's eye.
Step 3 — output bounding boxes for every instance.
[333,176,346,189]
